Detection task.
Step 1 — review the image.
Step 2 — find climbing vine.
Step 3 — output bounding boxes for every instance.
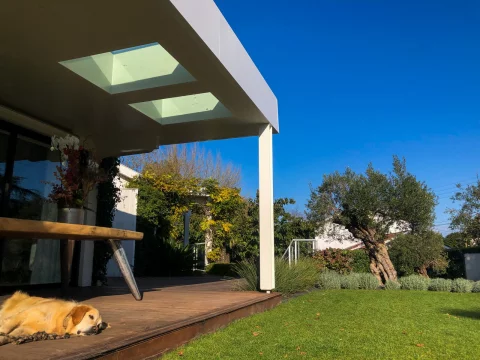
[129,172,243,266]
[92,157,121,285]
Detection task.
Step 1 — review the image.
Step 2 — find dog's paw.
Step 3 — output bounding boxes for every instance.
[0,335,11,346]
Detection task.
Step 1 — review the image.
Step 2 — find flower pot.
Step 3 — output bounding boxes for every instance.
[58,208,85,225]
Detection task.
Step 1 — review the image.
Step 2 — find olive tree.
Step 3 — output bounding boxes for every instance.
[389,231,448,277]
[448,180,480,245]
[306,157,436,283]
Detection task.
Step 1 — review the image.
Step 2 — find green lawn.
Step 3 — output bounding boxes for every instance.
[162,290,480,360]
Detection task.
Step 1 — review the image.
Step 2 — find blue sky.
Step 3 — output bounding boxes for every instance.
[201,0,480,234]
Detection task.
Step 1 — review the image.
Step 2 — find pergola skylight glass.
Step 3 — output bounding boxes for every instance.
[59,43,195,94]
[130,93,232,125]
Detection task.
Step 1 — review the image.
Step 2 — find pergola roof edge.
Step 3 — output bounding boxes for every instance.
[170,0,279,133]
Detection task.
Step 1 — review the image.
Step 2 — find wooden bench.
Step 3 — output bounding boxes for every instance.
[0,217,144,300]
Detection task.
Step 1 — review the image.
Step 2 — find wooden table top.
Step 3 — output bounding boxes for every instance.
[0,217,143,241]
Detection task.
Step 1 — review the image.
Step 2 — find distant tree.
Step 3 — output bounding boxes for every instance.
[448,179,480,244]
[389,231,448,278]
[230,195,315,260]
[122,143,241,188]
[306,156,437,283]
[444,232,469,249]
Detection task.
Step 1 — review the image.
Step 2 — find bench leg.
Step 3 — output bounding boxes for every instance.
[108,239,142,301]
[60,239,75,293]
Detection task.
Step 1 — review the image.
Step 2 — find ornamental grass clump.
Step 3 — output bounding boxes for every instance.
[318,270,342,290]
[428,278,453,292]
[384,280,401,290]
[232,258,319,294]
[399,275,430,291]
[451,278,473,293]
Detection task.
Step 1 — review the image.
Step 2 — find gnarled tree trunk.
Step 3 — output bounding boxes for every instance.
[417,265,429,278]
[364,242,397,284]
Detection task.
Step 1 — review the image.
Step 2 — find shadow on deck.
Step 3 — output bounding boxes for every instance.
[0,276,281,360]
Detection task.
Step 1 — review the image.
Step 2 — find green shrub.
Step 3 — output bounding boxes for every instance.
[399,275,430,290]
[357,273,379,290]
[444,250,466,279]
[351,250,370,273]
[472,281,480,293]
[384,280,401,290]
[389,232,448,277]
[205,263,235,277]
[341,273,360,289]
[451,278,473,293]
[318,270,342,290]
[232,258,319,294]
[312,248,353,274]
[428,278,453,292]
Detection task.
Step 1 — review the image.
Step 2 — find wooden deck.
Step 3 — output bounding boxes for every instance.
[0,277,281,360]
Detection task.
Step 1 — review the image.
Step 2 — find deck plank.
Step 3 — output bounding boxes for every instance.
[0,277,281,360]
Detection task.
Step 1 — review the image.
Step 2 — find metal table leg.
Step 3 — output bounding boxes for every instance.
[108,239,142,301]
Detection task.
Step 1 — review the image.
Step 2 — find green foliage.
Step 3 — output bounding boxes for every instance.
[233,258,318,295]
[351,250,371,273]
[307,156,436,242]
[399,275,430,291]
[428,278,453,292]
[451,278,473,293]
[341,273,360,289]
[205,263,235,277]
[274,258,318,294]
[231,258,258,291]
[206,247,222,263]
[357,273,379,289]
[389,231,448,277]
[444,249,466,279]
[92,157,121,285]
[318,271,342,290]
[444,232,469,249]
[384,280,401,290]
[448,180,480,242]
[312,248,370,275]
[471,281,480,293]
[306,156,437,282]
[134,231,194,276]
[312,248,353,274]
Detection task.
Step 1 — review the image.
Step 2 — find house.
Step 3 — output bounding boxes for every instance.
[315,221,409,251]
[105,164,139,278]
[0,0,278,292]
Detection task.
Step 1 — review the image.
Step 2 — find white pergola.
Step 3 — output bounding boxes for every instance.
[0,0,278,291]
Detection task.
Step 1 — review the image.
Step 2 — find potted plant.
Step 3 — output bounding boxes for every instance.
[48,135,106,225]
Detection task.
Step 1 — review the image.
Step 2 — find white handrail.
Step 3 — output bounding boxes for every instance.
[281,239,317,266]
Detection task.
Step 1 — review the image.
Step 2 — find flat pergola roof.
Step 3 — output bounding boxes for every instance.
[0,0,278,157]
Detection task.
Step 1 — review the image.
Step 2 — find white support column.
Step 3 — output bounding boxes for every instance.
[259,124,275,291]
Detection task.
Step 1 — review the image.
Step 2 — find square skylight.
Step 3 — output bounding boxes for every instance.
[130,93,232,125]
[59,43,195,94]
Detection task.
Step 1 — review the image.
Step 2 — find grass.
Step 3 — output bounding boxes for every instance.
[162,290,480,359]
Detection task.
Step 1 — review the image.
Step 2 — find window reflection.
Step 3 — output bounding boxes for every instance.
[0,135,60,285]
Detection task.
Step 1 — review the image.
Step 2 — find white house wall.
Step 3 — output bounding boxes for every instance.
[106,166,139,278]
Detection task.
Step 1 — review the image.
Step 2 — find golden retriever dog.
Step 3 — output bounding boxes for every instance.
[0,291,107,345]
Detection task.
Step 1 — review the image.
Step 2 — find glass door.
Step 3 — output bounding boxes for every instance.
[0,125,61,285]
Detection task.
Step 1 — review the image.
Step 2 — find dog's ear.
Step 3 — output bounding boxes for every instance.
[70,305,91,325]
